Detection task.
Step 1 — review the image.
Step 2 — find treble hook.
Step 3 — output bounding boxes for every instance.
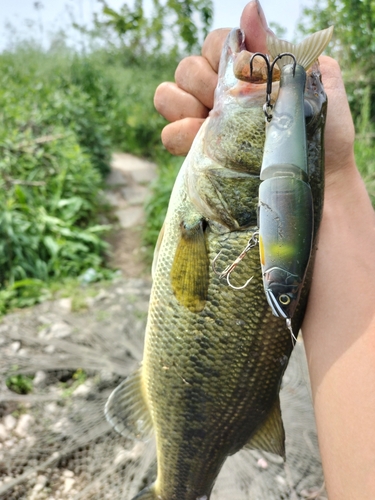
[249,52,297,122]
[212,232,259,290]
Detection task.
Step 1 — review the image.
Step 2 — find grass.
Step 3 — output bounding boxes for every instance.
[143,155,183,262]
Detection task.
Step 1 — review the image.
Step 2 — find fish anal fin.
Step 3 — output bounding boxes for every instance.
[132,486,157,500]
[171,219,209,313]
[244,397,285,459]
[104,368,153,441]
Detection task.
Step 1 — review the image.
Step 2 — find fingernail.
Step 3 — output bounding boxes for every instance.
[254,0,268,28]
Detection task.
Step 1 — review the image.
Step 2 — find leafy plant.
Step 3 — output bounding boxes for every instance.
[6,374,34,395]
[60,368,88,398]
[299,0,375,122]
[0,48,116,313]
[143,156,183,258]
[87,0,213,55]
[299,0,375,205]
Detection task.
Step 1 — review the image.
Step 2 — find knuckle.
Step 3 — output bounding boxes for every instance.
[154,82,174,114]
[175,56,205,88]
[161,124,185,156]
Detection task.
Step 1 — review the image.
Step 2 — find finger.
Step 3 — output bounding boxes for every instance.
[175,55,218,109]
[201,1,273,75]
[154,82,209,122]
[202,28,231,73]
[240,0,274,53]
[161,118,205,156]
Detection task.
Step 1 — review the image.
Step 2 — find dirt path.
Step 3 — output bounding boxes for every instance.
[104,152,157,278]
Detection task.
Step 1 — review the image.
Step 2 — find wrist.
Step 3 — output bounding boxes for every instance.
[324,152,370,210]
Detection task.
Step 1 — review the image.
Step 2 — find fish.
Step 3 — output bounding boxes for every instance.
[105,26,332,500]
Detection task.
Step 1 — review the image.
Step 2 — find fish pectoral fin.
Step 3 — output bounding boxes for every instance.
[104,367,153,441]
[171,218,209,313]
[244,397,285,459]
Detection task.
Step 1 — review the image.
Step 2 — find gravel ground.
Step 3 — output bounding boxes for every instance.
[1,277,326,500]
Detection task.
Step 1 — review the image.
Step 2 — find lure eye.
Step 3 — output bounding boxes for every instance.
[279,294,291,305]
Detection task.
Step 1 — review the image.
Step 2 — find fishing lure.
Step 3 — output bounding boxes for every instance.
[212,28,332,331]
[251,52,313,322]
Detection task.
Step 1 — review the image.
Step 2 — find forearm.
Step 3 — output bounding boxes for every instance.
[302,159,375,498]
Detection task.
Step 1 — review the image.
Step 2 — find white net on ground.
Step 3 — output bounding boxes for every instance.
[0,278,326,500]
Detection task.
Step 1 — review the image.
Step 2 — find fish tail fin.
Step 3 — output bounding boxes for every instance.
[104,367,153,440]
[132,485,157,500]
[267,26,333,71]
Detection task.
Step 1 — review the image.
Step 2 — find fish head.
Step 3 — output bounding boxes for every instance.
[186,29,275,231]
[204,28,278,175]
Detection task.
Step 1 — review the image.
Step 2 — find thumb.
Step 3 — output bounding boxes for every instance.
[240,0,274,53]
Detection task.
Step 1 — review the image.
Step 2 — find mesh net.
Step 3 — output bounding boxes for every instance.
[0,278,326,499]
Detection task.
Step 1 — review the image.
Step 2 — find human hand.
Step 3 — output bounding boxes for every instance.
[153,0,356,197]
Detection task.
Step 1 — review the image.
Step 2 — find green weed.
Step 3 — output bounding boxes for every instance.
[143,155,183,257]
[60,369,88,398]
[6,374,34,395]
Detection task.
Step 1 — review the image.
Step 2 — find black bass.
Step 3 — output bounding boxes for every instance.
[105,27,332,500]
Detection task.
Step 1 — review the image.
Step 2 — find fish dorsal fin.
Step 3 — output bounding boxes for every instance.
[105,368,153,440]
[267,26,333,71]
[171,218,209,313]
[244,397,285,459]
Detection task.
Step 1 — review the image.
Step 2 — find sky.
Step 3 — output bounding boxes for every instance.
[0,0,310,51]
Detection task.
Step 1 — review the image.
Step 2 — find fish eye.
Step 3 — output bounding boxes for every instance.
[279,294,291,305]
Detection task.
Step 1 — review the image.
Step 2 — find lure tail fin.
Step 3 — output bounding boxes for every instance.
[267,26,333,70]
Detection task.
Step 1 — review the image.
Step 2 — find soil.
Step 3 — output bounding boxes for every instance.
[103,152,157,279]
[106,227,148,278]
